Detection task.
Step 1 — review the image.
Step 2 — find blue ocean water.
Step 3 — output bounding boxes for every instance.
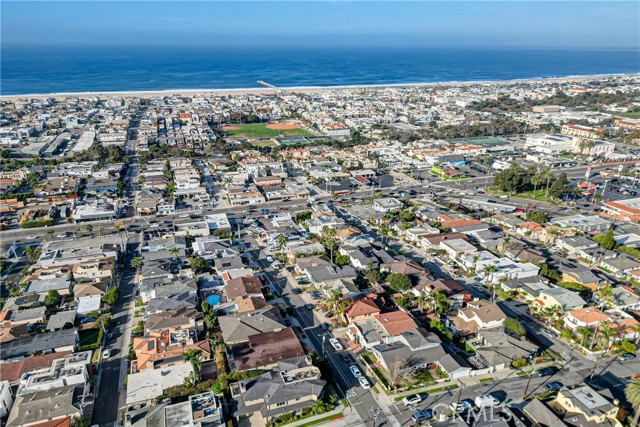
[1,46,639,95]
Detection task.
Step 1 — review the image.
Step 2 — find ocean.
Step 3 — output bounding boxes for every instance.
[1,46,639,96]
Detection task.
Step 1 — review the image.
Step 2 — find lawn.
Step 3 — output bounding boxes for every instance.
[479,377,494,383]
[488,187,557,203]
[79,329,103,350]
[250,140,278,148]
[223,123,310,138]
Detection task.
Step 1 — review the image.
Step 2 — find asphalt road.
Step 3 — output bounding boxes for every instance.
[91,233,141,426]
[251,242,391,427]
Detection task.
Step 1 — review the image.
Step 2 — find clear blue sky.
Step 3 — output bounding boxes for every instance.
[2,1,639,49]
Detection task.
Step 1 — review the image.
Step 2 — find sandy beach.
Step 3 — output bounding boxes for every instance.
[1,73,637,101]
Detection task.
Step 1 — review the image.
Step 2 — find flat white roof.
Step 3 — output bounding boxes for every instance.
[126,363,193,405]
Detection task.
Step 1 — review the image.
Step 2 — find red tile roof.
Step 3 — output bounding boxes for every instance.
[31,418,72,427]
[0,351,71,383]
[375,311,417,336]
[346,299,381,318]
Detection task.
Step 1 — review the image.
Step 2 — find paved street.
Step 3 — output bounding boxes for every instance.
[250,241,396,427]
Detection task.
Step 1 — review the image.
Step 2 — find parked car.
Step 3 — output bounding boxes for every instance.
[450,400,473,412]
[474,394,500,407]
[402,394,423,406]
[349,365,363,378]
[291,288,302,294]
[102,349,112,359]
[266,256,274,262]
[542,382,563,392]
[325,311,334,318]
[618,352,636,361]
[304,304,314,310]
[319,323,329,332]
[535,367,558,377]
[284,319,291,326]
[341,354,350,363]
[329,338,343,351]
[411,410,433,423]
[542,329,557,338]
[359,376,371,390]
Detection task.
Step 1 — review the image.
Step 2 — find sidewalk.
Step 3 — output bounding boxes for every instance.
[372,360,561,405]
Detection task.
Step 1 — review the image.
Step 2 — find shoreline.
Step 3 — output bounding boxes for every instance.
[1,72,638,100]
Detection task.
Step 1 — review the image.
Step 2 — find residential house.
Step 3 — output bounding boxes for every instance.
[371,328,446,373]
[516,222,555,244]
[230,328,305,371]
[347,311,418,349]
[6,384,85,427]
[537,287,586,311]
[344,297,381,324]
[231,356,326,423]
[131,330,211,372]
[559,262,602,291]
[448,300,506,336]
[0,329,78,360]
[218,307,287,345]
[470,329,538,370]
[440,238,477,259]
[547,384,622,427]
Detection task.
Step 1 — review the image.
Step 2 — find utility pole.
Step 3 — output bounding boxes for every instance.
[522,369,534,399]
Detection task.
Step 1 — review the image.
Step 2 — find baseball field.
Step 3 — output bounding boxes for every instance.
[222,123,311,138]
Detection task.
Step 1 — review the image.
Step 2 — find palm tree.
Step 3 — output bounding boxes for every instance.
[576,326,591,350]
[416,291,432,312]
[24,246,41,263]
[130,257,144,271]
[501,237,511,257]
[531,169,544,198]
[625,377,640,427]
[599,324,617,352]
[326,290,342,312]
[630,324,640,346]
[482,265,497,300]
[595,284,613,309]
[277,234,287,255]
[321,225,337,261]
[182,348,203,379]
[85,224,93,238]
[433,289,450,315]
[98,226,105,236]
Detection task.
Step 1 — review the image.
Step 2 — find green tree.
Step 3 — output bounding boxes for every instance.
[625,377,640,427]
[45,229,54,240]
[433,289,450,315]
[387,273,412,293]
[594,228,616,250]
[525,210,549,224]
[295,211,312,224]
[102,286,119,306]
[334,254,351,266]
[85,224,93,238]
[190,257,209,274]
[44,290,61,308]
[182,348,203,378]
[24,245,42,263]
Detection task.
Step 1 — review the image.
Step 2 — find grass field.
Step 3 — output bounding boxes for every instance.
[250,140,278,148]
[79,329,102,350]
[223,123,310,138]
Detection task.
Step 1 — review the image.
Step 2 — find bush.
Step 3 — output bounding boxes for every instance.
[504,317,526,336]
[20,219,53,228]
[511,357,530,369]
